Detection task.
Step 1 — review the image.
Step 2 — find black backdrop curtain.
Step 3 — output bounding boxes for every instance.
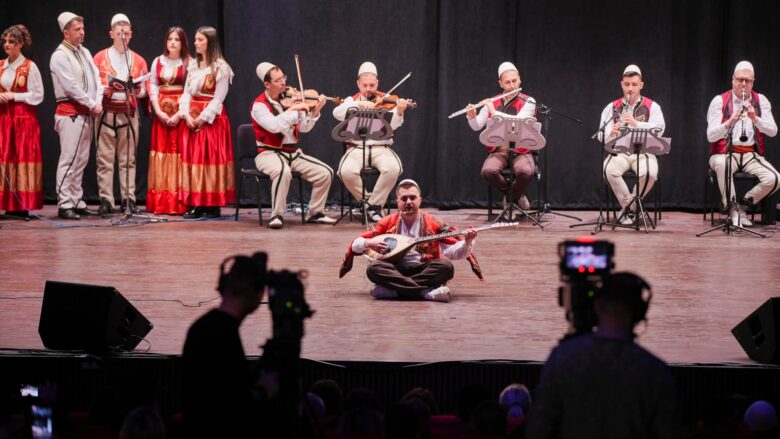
[4,0,779,209]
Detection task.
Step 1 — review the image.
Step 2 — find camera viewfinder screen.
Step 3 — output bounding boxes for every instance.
[566,245,608,270]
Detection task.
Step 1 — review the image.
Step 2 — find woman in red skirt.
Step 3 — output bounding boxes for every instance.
[146,27,192,215]
[0,24,43,218]
[179,26,234,219]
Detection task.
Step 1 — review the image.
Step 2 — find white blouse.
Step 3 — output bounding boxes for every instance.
[179,58,233,124]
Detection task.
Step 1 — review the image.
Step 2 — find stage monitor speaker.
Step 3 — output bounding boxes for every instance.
[732,297,780,365]
[38,280,154,353]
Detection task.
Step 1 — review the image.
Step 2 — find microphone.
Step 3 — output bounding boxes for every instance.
[119,29,126,42]
[739,88,748,142]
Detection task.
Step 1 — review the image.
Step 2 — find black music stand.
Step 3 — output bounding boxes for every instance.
[479,114,545,228]
[697,117,767,238]
[607,127,671,233]
[331,107,393,228]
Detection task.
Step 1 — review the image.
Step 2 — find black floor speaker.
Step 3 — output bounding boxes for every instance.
[732,297,780,365]
[39,281,154,353]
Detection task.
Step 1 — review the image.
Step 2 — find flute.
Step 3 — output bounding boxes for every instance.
[448,88,522,119]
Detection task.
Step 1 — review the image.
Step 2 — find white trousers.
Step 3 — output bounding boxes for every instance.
[709,152,780,208]
[55,115,94,209]
[337,145,402,207]
[97,111,140,204]
[254,149,333,218]
[603,153,658,210]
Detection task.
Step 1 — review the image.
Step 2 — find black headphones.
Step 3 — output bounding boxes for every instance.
[598,272,653,324]
[217,254,267,293]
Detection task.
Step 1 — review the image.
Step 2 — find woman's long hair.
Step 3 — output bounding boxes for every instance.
[195,26,224,77]
[163,26,190,64]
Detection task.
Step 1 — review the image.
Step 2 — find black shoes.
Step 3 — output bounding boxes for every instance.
[98,198,115,215]
[74,207,100,217]
[121,199,141,214]
[201,207,221,219]
[58,208,81,220]
[183,207,201,219]
[183,207,221,219]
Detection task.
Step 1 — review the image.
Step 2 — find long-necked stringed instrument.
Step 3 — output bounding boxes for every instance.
[364,222,518,262]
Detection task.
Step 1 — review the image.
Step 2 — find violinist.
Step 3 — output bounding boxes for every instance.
[251,61,336,229]
[466,62,536,212]
[333,61,409,223]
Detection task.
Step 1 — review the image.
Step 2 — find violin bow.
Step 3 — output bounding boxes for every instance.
[385,72,412,95]
[293,53,307,107]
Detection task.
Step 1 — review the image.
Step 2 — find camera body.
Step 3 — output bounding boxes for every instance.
[558,238,615,335]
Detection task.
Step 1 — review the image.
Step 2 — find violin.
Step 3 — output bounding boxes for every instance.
[368,92,417,110]
[280,86,343,110]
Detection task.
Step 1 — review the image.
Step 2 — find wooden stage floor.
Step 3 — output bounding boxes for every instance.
[1,206,779,366]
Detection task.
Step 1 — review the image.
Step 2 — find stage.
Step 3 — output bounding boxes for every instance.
[2,206,779,367]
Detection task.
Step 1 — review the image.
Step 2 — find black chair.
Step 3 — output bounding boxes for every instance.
[704,168,777,225]
[606,170,662,224]
[486,167,515,220]
[234,124,305,226]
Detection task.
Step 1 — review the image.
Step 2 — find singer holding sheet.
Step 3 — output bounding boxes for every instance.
[93,13,148,215]
[599,64,665,225]
[466,61,536,210]
[706,60,778,227]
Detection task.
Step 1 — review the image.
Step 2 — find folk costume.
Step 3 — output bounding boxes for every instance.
[0,54,43,212]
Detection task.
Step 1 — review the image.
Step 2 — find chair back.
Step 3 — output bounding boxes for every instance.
[237,124,259,171]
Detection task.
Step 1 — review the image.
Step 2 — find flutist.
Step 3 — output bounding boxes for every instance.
[706,60,779,227]
[465,62,536,210]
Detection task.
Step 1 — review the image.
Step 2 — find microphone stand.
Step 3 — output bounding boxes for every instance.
[114,31,165,225]
[533,102,583,222]
[570,113,634,234]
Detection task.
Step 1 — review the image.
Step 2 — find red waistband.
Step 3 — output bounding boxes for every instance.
[55,100,90,116]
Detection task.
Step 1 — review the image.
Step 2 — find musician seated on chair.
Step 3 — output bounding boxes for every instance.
[339,179,481,303]
[706,60,779,227]
[251,61,336,230]
[333,61,408,223]
[599,64,666,225]
[466,61,536,211]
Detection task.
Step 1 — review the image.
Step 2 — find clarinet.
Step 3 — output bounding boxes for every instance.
[739,89,749,142]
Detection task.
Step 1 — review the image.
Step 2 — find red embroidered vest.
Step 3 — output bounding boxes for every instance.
[154,57,186,117]
[252,92,299,153]
[93,49,148,112]
[710,91,764,155]
[0,58,31,93]
[612,96,654,123]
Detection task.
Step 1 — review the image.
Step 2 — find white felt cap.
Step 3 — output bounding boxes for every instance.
[623,64,642,77]
[498,61,518,79]
[58,12,79,32]
[397,178,420,192]
[358,61,377,77]
[256,62,276,81]
[734,60,755,75]
[111,13,130,26]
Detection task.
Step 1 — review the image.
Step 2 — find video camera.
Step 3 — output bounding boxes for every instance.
[249,253,317,437]
[558,238,615,335]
